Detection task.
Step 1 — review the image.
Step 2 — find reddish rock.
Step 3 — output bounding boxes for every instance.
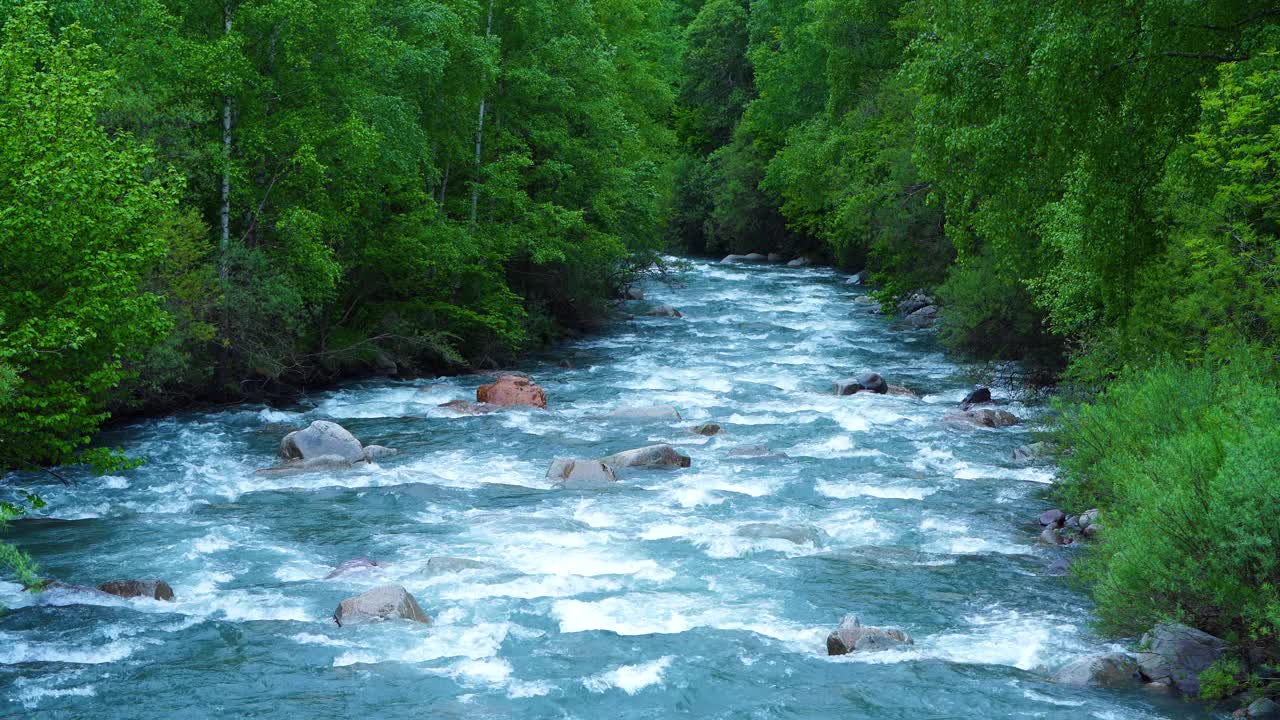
[476,374,547,409]
[97,579,175,601]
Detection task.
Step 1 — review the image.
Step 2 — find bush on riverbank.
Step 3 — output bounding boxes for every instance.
[1056,348,1280,697]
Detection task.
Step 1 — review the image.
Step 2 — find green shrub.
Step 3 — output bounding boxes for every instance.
[1057,347,1280,658]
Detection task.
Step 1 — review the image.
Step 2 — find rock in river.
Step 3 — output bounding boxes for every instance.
[97,579,175,601]
[605,404,682,422]
[334,585,430,627]
[547,459,619,488]
[691,422,721,436]
[600,444,691,470]
[1053,653,1141,688]
[960,386,992,408]
[477,373,547,409]
[833,371,888,395]
[826,614,913,655]
[734,523,826,546]
[422,557,490,575]
[325,557,382,579]
[1137,623,1227,695]
[279,420,365,463]
[647,304,683,318]
[945,408,1020,428]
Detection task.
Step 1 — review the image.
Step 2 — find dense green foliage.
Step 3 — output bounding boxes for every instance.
[1057,353,1280,695]
[0,0,679,470]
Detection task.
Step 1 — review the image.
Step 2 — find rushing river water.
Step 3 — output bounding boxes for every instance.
[2,260,1211,719]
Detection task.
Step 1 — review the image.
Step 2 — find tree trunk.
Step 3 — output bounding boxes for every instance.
[220,2,233,279]
[470,0,495,227]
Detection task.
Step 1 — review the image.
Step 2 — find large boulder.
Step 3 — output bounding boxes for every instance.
[1137,623,1228,695]
[477,374,547,409]
[907,305,939,327]
[97,579,174,602]
[960,386,992,408]
[1053,653,1141,688]
[605,405,682,422]
[333,585,430,627]
[742,253,769,263]
[325,557,382,579]
[734,523,827,546]
[547,459,619,488]
[279,420,364,463]
[601,444,691,470]
[647,305,683,318]
[826,615,913,656]
[945,408,1020,428]
[834,371,888,396]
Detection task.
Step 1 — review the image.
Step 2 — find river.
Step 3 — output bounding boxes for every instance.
[1,260,1208,718]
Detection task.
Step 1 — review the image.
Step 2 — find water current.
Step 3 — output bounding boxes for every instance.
[1,260,1211,719]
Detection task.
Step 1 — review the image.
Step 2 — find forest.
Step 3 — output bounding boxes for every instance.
[2,0,1279,712]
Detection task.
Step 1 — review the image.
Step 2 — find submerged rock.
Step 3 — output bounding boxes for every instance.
[725,444,787,459]
[605,405,682,422]
[333,585,430,627]
[325,557,381,579]
[734,523,827,546]
[945,408,1020,428]
[97,579,175,602]
[1137,623,1227,696]
[438,399,497,415]
[600,444,691,470]
[647,304,683,318]
[279,420,364,463]
[886,384,917,398]
[826,614,913,656]
[1053,653,1141,688]
[422,557,489,575]
[1013,442,1049,461]
[547,459,619,488]
[477,373,547,409]
[692,422,721,436]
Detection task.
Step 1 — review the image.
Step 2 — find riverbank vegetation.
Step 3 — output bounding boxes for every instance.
[2,0,1279,705]
[670,0,1280,704]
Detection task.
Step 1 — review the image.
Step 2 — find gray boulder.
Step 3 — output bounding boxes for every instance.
[834,371,888,396]
[1137,623,1227,695]
[624,287,645,301]
[1039,526,1070,546]
[362,445,398,461]
[908,305,939,327]
[1247,698,1280,718]
[606,405,682,422]
[279,420,364,463]
[826,614,913,656]
[734,523,827,546]
[97,579,175,602]
[1053,653,1141,688]
[743,253,769,263]
[787,257,812,267]
[1079,508,1100,531]
[547,459,619,488]
[726,444,787,459]
[601,444,691,470]
[333,585,430,627]
[1039,509,1066,527]
[647,305,683,318]
[692,423,721,437]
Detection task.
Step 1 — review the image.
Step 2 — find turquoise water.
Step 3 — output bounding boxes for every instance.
[2,261,1209,719]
